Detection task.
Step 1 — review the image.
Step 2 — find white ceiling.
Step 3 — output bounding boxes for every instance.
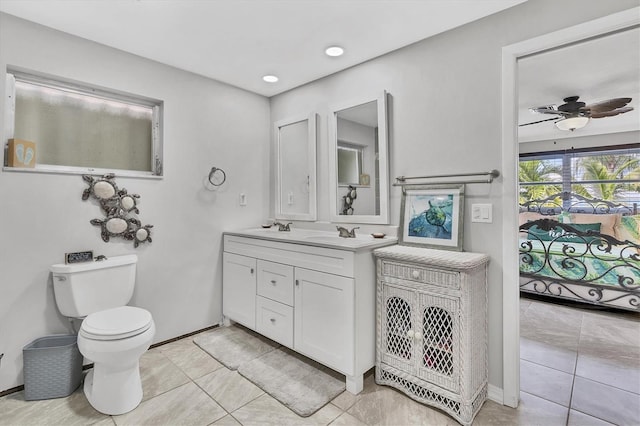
[0,0,526,97]
[518,26,640,143]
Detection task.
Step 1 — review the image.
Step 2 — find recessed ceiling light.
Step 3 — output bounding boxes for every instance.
[325,46,345,57]
[262,75,279,83]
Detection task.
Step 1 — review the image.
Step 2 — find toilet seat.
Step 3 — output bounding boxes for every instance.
[81,306,152,341]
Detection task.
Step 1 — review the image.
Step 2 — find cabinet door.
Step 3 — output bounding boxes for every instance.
[379,282,415,375]
[294,267,354,374]
[222,252,257,329]
[416,291,460,393]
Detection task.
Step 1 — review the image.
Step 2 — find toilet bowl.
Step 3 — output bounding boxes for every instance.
[50,255,155,415]
[78,306,155,415]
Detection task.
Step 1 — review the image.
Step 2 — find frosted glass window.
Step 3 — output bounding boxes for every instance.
[5,71,163,177]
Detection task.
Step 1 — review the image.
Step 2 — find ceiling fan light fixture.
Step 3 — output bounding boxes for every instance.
[555,116,589,131]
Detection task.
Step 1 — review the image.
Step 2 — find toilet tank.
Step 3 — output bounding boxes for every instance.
[50,254,138,317]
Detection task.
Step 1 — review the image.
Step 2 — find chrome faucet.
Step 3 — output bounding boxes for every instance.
[337,226,359,238]
[273,222,292,231]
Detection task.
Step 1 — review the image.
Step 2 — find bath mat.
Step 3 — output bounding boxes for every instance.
[238,347,346,417]
[193,325,279,370]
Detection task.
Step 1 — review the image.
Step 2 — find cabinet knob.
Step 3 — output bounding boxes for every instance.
[406,330,415,338]
[270,279,276,285]
[295,279,299,286]
[414,331,423,341]
[411,270,420,279]
[250,268,254,274]
[270,318,276,323]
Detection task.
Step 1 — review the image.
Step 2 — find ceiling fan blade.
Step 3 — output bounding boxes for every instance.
[529,107,568,116]
[518,117,559,127]
[590,106,634,118]
[583,97,632,113]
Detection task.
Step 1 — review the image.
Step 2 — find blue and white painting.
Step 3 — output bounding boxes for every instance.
[402,188,461,248]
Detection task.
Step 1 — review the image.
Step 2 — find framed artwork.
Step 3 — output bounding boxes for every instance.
[399,184,464,251]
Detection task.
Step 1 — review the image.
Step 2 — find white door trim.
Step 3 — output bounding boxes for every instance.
[500,6,640,408]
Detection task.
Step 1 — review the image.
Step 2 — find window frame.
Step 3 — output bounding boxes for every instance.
[519,145,640,206]
[3,69,163,179]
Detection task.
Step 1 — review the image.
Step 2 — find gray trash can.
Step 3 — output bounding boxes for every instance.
[23,334,83,400]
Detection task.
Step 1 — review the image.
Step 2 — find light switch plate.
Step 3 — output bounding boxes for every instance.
[471,203,492,223]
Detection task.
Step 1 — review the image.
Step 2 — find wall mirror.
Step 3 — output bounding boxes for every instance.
[329,91,389,224]
[274,113,317,221]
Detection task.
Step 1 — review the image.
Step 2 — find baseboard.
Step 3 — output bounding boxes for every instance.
[0,324,220,397]
[487,384,504,404]
[149,324,219,349]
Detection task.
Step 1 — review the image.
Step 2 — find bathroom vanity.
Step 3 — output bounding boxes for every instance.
[222,228,396,393]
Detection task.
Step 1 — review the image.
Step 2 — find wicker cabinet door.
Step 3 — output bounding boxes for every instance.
[416,291,460,393]
[379,282,415,375]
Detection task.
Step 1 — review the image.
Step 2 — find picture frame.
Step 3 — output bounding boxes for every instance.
[399,184,465,251]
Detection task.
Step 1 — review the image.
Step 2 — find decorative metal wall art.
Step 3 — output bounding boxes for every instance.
[341,185,357,215]
[82,174,153,248]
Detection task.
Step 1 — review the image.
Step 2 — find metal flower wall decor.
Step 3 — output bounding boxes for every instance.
[82,174,153,248]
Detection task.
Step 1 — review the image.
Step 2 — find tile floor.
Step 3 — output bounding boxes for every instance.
[519,295,640,426]
[1,296,638,425]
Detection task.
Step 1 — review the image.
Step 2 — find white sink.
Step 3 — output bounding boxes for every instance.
[228,228,396,250]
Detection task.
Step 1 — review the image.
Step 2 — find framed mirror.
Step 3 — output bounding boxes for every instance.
[329,91,389,224]
[274,113,317,221]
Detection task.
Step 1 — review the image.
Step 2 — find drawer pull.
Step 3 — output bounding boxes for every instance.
[270,279,277,285]
[414,331,423,341]
[406,330,415,338]
[295,279,299,286]
[411,270,420,279]
[250,268,254,274]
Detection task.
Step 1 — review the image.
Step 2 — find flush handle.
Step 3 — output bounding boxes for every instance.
[55,276,67,281]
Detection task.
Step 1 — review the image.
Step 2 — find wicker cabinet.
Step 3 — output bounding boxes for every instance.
[374,245,489,426]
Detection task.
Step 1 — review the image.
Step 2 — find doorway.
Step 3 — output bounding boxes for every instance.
[500,7,640,408]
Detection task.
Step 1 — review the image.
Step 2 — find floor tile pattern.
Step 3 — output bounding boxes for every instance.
[1,297,638,425]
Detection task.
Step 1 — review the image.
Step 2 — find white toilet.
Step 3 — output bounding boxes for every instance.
[50,254,155,415]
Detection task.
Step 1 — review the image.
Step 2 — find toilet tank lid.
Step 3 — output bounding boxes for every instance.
[50,254,138,273]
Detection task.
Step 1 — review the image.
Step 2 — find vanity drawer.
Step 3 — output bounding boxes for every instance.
[257,260,294,305]
[380,260,460,290]
[256,296,293,348]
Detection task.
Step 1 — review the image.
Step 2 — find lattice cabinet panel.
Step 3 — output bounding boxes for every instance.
[374,245,489,426]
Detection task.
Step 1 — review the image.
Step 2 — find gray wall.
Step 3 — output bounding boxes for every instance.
[269,0,639,392]
[0,13,270,391]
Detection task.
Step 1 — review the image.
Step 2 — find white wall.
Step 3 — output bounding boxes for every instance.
[269,0,639,394]
[0,13,270,391]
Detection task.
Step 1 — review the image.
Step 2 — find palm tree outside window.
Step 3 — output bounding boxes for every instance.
[519,146,640,212]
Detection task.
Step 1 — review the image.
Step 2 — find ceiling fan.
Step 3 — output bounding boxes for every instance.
[520,96,634,131]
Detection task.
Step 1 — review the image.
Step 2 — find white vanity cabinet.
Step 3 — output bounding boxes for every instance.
[373,245,489,426]
[222,231,395,393]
